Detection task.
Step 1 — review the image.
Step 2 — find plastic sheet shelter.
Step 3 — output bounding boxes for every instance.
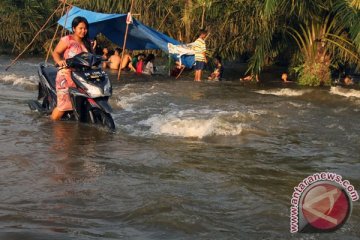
[58,6,194,68]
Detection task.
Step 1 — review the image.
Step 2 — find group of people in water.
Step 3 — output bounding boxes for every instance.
[100,47,156,75]
[98,28,223,81]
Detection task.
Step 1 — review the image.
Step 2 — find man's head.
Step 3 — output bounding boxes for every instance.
[115,48,122,55]
[102,47,108,54]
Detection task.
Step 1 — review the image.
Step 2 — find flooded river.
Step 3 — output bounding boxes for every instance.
[0,56,359,239]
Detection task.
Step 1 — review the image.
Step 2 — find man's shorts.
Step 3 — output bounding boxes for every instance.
[195,61,205,70]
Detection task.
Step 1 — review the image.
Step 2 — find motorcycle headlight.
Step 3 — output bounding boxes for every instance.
[72,72,103,98]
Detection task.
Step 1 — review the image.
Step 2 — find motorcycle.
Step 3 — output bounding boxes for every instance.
[28,52,115,131]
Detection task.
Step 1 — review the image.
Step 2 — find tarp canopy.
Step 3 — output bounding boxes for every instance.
[58,6,194,68]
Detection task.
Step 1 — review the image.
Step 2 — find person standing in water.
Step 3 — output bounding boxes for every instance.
[193,29,208,82]
[51,16,93,121]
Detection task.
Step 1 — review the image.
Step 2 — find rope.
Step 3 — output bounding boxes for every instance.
[201,3,206,29]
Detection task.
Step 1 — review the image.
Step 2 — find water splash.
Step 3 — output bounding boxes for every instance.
[115,92,163,111]
[330,86,360,99]
[255,88,312,97]
[138,109,255,139]
[0,73,38,88]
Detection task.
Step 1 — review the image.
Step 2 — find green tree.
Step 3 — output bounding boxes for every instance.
[247,0,360,85]
[0,0,358,86]
[0,0,59,54]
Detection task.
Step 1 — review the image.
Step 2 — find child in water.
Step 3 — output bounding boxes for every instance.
[136,53,146,74]
[344,75,354,86]
[281,72,292,83]
[208,56,223,81]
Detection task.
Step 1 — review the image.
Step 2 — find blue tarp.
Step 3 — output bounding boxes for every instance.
[58,6,194,68]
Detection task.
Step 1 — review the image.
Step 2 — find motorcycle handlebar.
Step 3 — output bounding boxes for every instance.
[54,64,67,70]
[54,53,103,69]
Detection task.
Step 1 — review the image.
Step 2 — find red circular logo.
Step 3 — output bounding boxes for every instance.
[301,182,351,232]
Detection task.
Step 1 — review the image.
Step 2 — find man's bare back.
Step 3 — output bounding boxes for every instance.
[108,55,121,70]
[120,54,136,71]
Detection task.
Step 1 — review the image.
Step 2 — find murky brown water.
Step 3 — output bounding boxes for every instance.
[0,56,359,239]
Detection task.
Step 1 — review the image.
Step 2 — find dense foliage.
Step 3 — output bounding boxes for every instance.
[0,0,359,85]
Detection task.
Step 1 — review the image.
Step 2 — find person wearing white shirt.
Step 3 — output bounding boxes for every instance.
[142,54,155,75]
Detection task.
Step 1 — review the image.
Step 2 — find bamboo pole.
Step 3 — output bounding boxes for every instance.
[45,1,69,65]
[176,66,185,79]
[5,3,63,71]
[118,0,135,81]
[201,3,206,29]
[60,1,71,38]
[168,54,171,76]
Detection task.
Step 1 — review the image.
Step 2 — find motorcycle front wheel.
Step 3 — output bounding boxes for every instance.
[91,109,115,131]
[101,112,115,131]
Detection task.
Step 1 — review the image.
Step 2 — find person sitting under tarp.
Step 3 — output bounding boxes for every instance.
[135,53,146,74]
[142,54,156,75]
[107,48,122,69]
[105,48,136,71]
[120,50,136,72]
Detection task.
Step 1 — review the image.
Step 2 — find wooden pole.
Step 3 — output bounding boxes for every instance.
[60,2,71,38]
[201,3,206,29]
[168,54,171,76]
[118,0,135,81]
[176,66,185,79]
[5,4,63,71]
[45,1,69,65]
